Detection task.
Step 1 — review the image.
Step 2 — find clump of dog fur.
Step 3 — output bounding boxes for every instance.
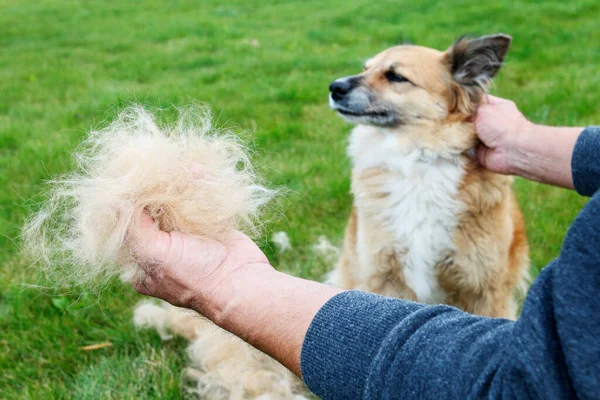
[22,105,274,287]
[134,301,309,400]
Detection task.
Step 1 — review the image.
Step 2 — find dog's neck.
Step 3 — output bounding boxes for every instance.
[348,120,477,171]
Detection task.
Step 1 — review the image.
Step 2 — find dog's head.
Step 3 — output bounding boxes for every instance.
[329,34,511,128]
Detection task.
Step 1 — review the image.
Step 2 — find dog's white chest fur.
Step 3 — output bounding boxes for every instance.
[349,126,465,304]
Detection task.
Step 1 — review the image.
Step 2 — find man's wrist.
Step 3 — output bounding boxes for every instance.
[507,120,539,179]
[508,122,581,189]
[193,262,276,326]
[196,265,343,375]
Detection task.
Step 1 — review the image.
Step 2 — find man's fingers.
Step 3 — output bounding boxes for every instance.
[476,143,489,167]
[133,274,154,295]
[138,212,157,231]
[484,95,506,105]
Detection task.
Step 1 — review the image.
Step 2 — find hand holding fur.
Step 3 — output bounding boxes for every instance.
[22,105,275,288]
[132,213,272,316]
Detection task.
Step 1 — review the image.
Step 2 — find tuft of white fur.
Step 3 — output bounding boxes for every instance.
[311,235,339,259]
[22,105,275,287]
[133,301,308,400]
[133,301,173,340]
[312,236,340,286]
[271,231,292,253]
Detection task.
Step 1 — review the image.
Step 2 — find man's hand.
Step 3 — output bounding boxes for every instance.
[475,95,533,175]
[474,95,582,189]
[131,214,272,315]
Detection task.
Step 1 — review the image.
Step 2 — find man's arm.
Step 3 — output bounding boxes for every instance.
[204,268,343,376]
[132,195,600,399]
[508,123,582,189]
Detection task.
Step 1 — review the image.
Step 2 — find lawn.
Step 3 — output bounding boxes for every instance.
[1,0,599,398]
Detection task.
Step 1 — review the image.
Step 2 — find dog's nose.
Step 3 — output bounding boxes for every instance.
[329,80,352,101]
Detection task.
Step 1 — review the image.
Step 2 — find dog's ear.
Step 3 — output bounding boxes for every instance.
[446,34,512,115]
[449,34,511,86]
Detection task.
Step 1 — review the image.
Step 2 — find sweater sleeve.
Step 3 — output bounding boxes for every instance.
[300,291,515,399]
[572,126,600,196]
[300,129,600,399]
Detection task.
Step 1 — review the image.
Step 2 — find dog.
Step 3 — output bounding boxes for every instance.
[328,34,529,319]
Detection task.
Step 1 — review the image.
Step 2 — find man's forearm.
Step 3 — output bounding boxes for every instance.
[510,124,583,189]
[197,265,343,376]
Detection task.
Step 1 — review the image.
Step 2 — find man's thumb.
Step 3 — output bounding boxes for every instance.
[476,143,490,168]
[130,212,172,263]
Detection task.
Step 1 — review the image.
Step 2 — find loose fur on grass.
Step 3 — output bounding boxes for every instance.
[271,231,292,253]
[133,301,309,400]
[22,105,275,288]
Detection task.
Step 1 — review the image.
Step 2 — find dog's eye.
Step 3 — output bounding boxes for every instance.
[384,70,408,83]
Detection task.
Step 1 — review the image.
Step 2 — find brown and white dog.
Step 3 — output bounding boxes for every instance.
[328,34,529,319]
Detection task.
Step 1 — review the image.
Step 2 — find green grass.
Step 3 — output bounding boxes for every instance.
[1,0,599,398]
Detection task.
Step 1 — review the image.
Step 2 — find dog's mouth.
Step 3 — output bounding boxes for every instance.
[335,108,390,118]
[329,94,398,126]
